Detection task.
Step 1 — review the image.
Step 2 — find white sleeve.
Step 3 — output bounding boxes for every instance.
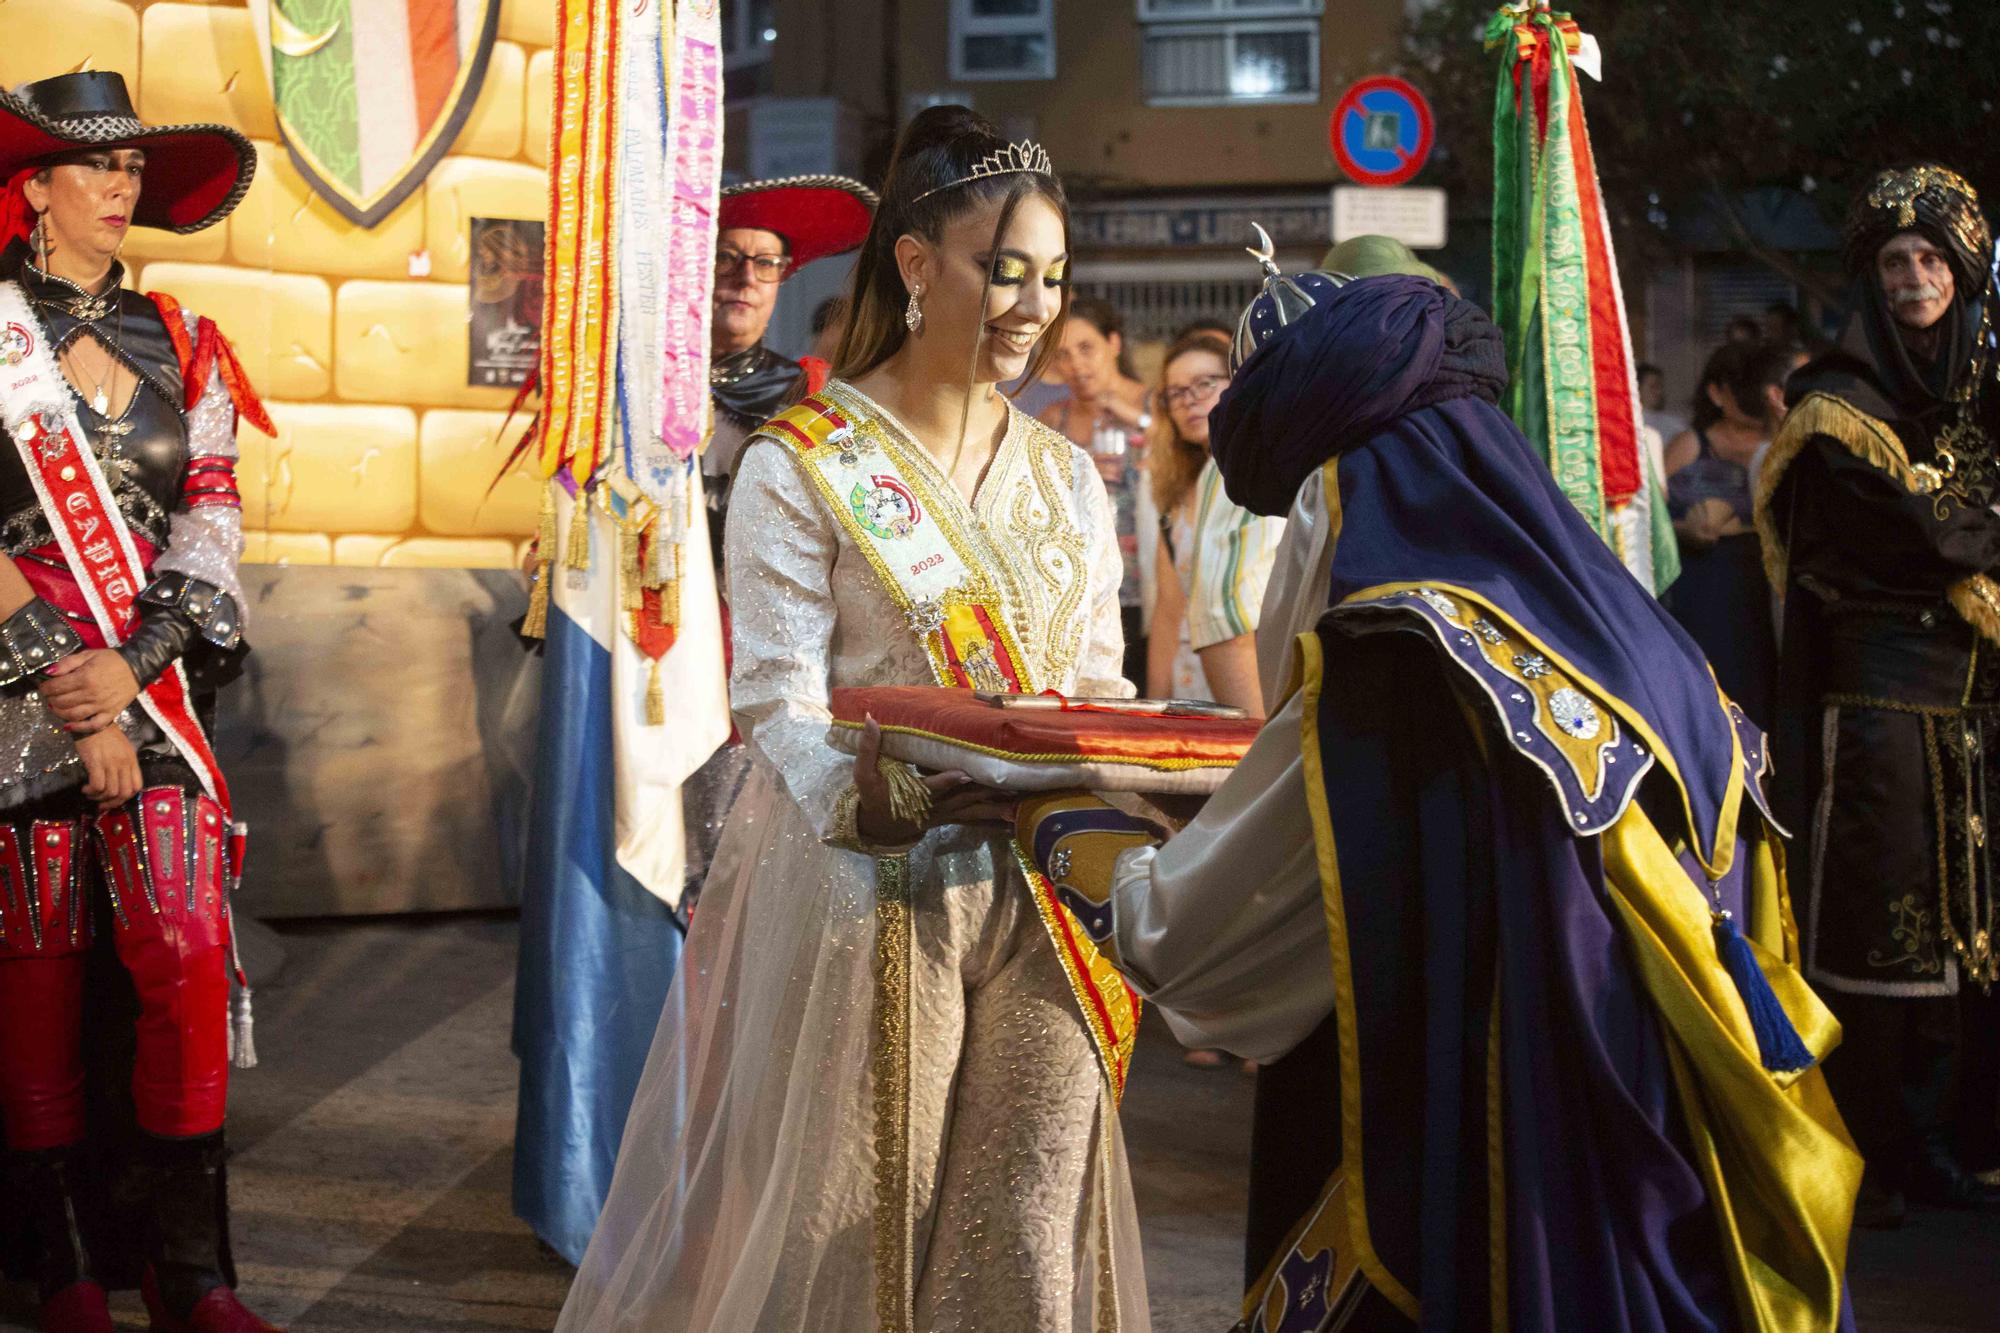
[150,353,248,625]
[1110,685,1333,1062]
[722,438,850,839]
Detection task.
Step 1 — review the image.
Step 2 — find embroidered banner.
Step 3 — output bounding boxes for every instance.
[539,0,622,483]
[615,0,672,495]
[658,0,723,464]
[1488,10,1676,593]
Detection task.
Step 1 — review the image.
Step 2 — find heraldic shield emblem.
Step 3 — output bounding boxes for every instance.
[263,0,503,227]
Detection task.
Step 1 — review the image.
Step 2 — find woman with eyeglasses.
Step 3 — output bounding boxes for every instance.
[1145,330,1284,717]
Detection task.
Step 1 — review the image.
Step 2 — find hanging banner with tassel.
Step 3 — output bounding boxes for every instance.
[1486,4,1678,594]
[522,0,729,905]
[511,0,731,1265]
[658,0,723,466]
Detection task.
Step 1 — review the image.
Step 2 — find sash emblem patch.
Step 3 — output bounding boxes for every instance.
[850,475,922,540]
[0,323,32,367]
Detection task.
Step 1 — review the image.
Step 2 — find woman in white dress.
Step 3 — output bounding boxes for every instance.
[556,106,1148,1333]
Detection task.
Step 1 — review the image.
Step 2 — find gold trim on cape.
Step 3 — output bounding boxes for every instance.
[1754,391,2000,648]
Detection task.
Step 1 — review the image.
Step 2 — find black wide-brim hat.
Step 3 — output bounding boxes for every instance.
[719,175,876,273]
[1,71,255,233]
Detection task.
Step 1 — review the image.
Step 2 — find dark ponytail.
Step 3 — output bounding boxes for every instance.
[832,105,1070,389]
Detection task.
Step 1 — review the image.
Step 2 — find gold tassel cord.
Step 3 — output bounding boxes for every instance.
[521,487,558,639]
[565,488,594,571]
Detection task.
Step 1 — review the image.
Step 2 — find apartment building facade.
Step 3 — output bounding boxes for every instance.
[727,0,1420,351]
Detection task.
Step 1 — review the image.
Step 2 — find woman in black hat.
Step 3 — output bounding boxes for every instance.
[0,72,282,1333]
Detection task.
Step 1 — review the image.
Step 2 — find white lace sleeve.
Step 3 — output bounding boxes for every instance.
[150,321,247,628]
[723,438,849,839]
[1073,451,1134,698]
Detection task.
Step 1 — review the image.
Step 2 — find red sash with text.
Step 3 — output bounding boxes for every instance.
[8,407,230,814]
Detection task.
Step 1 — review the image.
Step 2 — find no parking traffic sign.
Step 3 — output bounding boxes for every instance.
[1330,76,1434,188]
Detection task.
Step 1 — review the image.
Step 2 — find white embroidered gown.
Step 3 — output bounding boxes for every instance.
[557,381,1150,1332]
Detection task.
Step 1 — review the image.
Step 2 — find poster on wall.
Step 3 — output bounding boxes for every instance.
[469,216,545,388]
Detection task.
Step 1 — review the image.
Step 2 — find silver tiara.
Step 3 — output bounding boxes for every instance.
[911,140,1056,204]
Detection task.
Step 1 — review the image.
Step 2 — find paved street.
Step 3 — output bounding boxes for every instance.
[3,914,1990,1331]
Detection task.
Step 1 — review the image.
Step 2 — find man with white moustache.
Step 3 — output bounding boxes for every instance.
[1758,164,2000,1225]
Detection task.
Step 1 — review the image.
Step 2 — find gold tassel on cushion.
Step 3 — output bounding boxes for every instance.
[878,758,933,829]
[646,657,666,725]
[521,487,557,639]
[565,487,594,571]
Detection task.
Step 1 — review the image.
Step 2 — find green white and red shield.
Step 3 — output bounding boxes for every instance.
[264,0,502,227]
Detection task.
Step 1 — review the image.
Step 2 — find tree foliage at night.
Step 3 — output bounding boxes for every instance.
[1400,0,2000,300]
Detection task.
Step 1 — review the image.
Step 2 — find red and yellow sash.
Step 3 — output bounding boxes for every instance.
[0,281,230,814]
[762,387,1140,1096]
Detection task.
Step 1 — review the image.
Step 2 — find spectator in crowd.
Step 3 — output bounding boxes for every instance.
[1762,300,1805,348]
[1003,352,1068,417]
[1638,361,1689,443]
[1145,342,1217,706]
[1661,341,1790,725]
[1144,329,1283,713]
[1172,316,1233,342]
[1637,361,1685,488]
[1724,314,1763,344]
[1040,297,1153,681]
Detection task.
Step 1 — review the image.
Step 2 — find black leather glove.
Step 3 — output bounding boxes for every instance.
[117,573,244,688]
[114,609,201,689]
[0,598,84,690]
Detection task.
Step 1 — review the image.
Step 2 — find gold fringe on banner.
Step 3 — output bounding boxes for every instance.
[565,489,593,571]
[663,545,682,627]
[620,517,645,612]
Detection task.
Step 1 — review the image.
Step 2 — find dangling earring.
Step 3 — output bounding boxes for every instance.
[904,284,924,335]
[32,212,49,271]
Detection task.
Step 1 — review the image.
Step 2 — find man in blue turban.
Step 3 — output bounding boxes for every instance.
[1014,250,1859,1330]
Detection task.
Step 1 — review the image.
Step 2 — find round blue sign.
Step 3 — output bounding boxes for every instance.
[1330,76,1434,188]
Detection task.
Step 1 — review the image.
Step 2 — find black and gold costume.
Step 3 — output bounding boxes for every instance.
[1760,164,2000,1209]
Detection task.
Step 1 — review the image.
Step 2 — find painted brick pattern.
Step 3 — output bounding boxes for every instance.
[9,0,554,567]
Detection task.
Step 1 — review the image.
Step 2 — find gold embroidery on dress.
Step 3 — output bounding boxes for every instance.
[870,852,916,1332]
[1007,416,1089,687]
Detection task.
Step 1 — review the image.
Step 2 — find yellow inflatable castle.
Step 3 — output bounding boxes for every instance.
[4,0,553,569]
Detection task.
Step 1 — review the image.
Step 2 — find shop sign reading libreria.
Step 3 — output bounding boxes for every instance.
[1070,195,1331,251]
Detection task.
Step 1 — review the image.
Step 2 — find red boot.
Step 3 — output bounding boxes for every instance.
[141,1268,285,1333]
[38,1280,114,1333]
